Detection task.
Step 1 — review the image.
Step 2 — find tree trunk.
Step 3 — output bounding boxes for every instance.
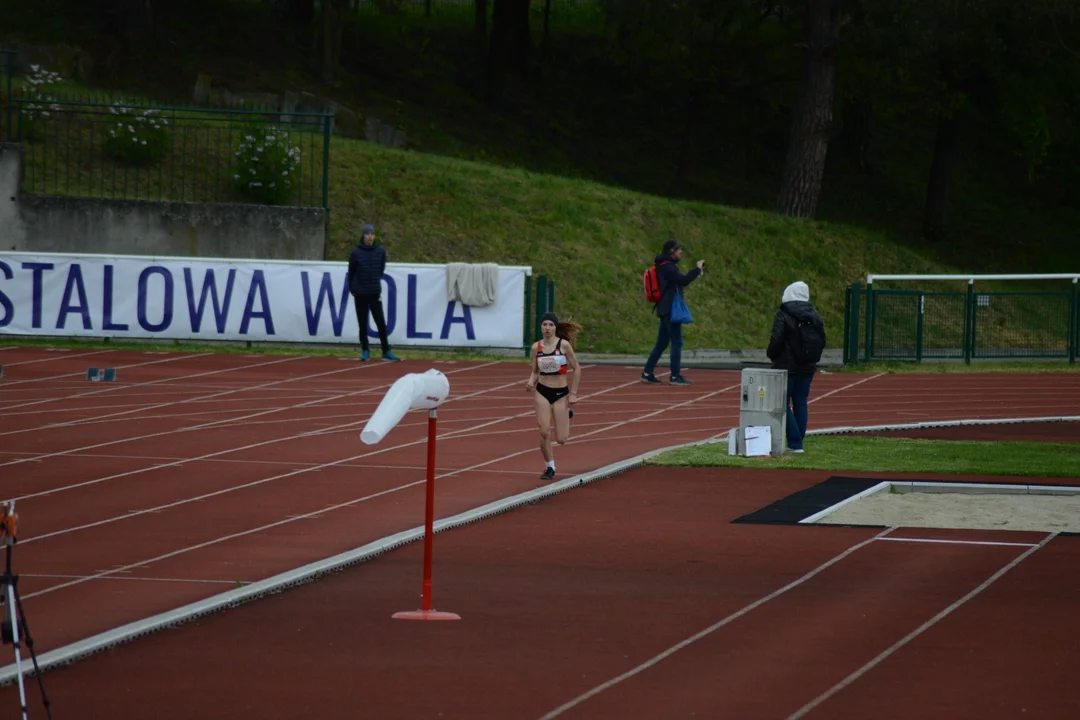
[320,0,348,84]
[105,0,155,48]
[475,0,488,97]
[486,0,531,103]
[776,0,848,218]
[279,0,315,28]
[922,106,959,242]
[539,0,552,72]
[843,96,872,173]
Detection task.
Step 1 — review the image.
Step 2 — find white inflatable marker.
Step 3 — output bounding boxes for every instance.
[360,369,450,445]
[360,369,460,621]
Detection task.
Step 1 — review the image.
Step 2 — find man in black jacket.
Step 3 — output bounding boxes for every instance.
[766,281,826,453]
[641,240,704,386]
[347,224,400,362]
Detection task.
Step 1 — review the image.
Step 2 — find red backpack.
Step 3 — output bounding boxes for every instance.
[642,261,670,303]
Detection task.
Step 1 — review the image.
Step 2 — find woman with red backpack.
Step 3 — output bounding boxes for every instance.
[641,240,705,386]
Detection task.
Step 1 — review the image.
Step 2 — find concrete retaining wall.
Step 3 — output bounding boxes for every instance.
[0,143,327,260]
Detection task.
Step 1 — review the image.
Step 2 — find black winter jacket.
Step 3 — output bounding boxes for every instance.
[347,242,387,296]
[767,300,825,374]
[652,253,702,317]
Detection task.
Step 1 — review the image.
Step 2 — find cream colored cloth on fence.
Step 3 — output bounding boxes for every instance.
[446,262,499,307]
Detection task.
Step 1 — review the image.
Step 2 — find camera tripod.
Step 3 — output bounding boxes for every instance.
[1,502,52,720]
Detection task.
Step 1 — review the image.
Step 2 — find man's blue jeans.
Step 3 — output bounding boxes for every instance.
[786,371,815,450]
[644,316,683,378]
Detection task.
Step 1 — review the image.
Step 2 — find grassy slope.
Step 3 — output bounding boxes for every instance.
[326,137,947,353]
[647,436,1080,478]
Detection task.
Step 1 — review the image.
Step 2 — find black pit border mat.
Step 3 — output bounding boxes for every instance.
[732,475,1080,536]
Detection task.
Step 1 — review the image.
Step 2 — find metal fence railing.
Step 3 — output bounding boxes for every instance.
[843,275,1080,365]
[8,96,333,209]
[1,49,17,143]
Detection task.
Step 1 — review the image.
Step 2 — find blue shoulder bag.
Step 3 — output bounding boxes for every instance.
[671,290,693,325]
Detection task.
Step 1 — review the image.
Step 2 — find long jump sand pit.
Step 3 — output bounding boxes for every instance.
[817,482,1080,534]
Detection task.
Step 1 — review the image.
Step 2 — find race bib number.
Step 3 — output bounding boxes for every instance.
[537,355,561,374]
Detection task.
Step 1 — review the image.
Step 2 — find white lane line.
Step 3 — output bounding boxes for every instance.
[22,573,245,586]
[0,355,308,432]
[0,349,117,366]
[536,528,897,719]
[16,371,661,540]
[786,532,1057,720]
[0,352,209,389]
[23,381,728,599]
[808,373,886,405]
[0,361,505,469]
[3,362,508,503]
[876,537,1040,548]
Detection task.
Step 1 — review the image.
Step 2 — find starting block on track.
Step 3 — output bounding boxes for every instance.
[86,367,116,382]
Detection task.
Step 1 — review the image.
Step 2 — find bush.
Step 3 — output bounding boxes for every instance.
[232,126,302,206]
[101,103,169,166]
[21,64,62,140]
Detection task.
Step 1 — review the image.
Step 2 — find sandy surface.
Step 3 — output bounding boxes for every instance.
[820,490,1080,533]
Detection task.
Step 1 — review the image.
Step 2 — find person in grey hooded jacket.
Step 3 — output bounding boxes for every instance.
[346,224,400,362]
[766,281,826,452]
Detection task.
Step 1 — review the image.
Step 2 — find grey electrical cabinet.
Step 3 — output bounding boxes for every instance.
[736,368,788,457]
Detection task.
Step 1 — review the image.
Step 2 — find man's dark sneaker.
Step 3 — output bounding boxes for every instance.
[669,376,693,385]
[641,373,662,384]
[540,467,556,481]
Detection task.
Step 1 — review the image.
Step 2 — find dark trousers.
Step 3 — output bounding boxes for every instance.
[786,371,815,450]
[353,293,390,353]
[643,315,683,378]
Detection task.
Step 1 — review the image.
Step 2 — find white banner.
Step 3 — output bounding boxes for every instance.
[0,252,530,348]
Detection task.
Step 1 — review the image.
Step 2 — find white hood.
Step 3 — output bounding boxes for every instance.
[782,281,810,304]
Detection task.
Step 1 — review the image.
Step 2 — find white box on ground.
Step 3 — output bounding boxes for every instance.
[736,367,787,457]
[360,369,451,445]
[743,425,772,457]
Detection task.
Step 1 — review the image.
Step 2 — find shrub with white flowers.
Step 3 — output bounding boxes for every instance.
[232,126,302,206]
[102,102,169,166]
[22,64,63,140]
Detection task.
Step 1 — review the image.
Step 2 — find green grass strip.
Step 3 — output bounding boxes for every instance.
[646,435,1080,479]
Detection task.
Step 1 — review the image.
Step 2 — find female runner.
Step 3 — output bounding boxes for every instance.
[525,312,583,480]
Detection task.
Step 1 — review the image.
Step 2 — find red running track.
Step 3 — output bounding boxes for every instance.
[3,464,1077,719]
[1,346,1079,664]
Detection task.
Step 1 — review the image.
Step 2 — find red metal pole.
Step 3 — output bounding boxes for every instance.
[420,408,436,612]
[391,405,459,621]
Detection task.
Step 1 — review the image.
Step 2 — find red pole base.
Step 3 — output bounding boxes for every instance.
[392,609,462,621]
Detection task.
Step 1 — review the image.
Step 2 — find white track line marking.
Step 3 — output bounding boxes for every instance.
[17,372,672,539]
[22,573,244,586]
[0,355,308,430]
[4,363,507,503]
[0,352,209,389]
[876,537,1040,548]
[537,528,897,720]
[0,361,500,468]
[0,349,116,366]
[786,532,1057,720]
[808,373,885,404]
[292,369,673,439]
[0,450,540,474]
[23,381,725,598]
